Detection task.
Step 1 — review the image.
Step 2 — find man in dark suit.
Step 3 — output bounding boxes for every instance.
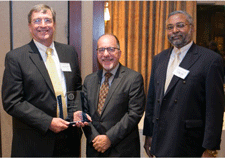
[82,34,145,157]
[2,4,82,157]
[143,10,224,157]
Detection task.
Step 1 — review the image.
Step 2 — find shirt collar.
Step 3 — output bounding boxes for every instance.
[173,41,193,54]
[102,63,120,77]
[33,39,54,53]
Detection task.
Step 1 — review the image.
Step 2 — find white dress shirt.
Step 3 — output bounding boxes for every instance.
[33,40,67,102]
[167,41,193,72]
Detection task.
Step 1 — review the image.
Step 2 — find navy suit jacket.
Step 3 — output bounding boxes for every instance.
[2,40,82,156]
[143,43,224,156]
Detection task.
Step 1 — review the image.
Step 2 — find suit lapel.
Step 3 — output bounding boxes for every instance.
[100,64,125,115]
[28,41,55,94]
[54,42,70,91]
[164,43,200,95]
[158,49,172,101]
[95,70,103,111]
[55,42,65,62]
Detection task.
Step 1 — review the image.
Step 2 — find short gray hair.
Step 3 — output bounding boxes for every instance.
[28,4,56,24]
[167,10,193,25]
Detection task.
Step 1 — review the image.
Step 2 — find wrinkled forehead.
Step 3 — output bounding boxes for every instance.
[97,35,118,47]
[166,13,188,25]
[31,9,51,16]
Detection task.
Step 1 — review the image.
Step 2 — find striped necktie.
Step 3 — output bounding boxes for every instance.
[97,72,112,115]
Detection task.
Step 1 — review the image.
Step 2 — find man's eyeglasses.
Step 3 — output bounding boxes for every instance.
[32,18,53,25]
[96,47,120,54]
[166,22,190,31]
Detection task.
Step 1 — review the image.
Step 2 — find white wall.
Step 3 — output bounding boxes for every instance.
[0,1,12,157]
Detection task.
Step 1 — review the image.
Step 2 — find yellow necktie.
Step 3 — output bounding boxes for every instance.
[46,48,67,119]
[164,51,181,93]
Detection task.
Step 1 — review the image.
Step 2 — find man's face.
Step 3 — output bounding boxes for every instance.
[28,10,55,47]
[167,13,193,48]
[97,35,121,72]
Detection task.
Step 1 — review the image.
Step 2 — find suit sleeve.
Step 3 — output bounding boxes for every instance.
[143,56,157,137]
[203,55,224,150]
[1,53,52,134]
[105,73,145,146]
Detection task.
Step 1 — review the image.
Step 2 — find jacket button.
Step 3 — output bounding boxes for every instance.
[174,99,177,103]
[157,99,160,103]
[156,118,159,121]
[157,81,159,85]
[183,81,186,84]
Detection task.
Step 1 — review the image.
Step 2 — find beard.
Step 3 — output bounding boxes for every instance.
[103,63,114,71]
[168,30,192,48]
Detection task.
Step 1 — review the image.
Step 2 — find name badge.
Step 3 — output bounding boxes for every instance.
[173,66,189,79]
[60,63,72,72]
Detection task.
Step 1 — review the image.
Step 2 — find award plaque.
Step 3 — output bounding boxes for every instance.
[70,112,90,125]
[66,91,79,110]
[66,91,90,125]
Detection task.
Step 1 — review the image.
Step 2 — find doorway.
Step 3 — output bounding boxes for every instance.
[197,4,225,56]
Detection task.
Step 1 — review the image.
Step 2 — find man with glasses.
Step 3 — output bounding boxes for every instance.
[82,34,145,157]
[2,4,83,157]
[143,10,224,157]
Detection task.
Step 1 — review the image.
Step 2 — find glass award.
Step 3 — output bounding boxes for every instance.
[66,91,90,125]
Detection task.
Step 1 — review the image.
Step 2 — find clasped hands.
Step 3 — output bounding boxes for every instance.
[49,111,92,133]
[92,135,111,153]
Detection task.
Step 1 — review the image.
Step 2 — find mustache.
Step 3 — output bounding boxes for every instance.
[170,33,182,38]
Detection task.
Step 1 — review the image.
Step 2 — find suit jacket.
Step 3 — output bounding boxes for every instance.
[143,43,224,156]
[82,64,145,157]
[2,40,82,157]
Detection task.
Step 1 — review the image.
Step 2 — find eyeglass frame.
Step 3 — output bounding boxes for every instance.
[96,47,120,54]
[166,22,191,31]
[32,18,53,25]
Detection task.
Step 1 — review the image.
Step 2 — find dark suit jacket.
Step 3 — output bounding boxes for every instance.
[143,43,224,156]
[82,64,145,157]
[2,40,82,157]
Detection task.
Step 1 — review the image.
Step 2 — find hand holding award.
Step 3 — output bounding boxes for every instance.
[71,111,92,127]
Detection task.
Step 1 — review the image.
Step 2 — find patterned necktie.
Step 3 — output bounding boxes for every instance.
[164,51,181,93]
[97,72,112,115]
[46,48,67,119]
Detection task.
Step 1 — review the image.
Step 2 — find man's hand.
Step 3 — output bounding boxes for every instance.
[92,135,111,153]
[73,111,92,127]
[202,150,217,157]
[144,136,153,157]
[49,118,69,133]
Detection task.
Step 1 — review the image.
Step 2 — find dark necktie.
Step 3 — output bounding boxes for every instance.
[97,72,112,115]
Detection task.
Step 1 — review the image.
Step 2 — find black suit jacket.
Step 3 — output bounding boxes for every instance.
[143,43,224,156]
[82,64,145,157]
[2,40,82,156]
